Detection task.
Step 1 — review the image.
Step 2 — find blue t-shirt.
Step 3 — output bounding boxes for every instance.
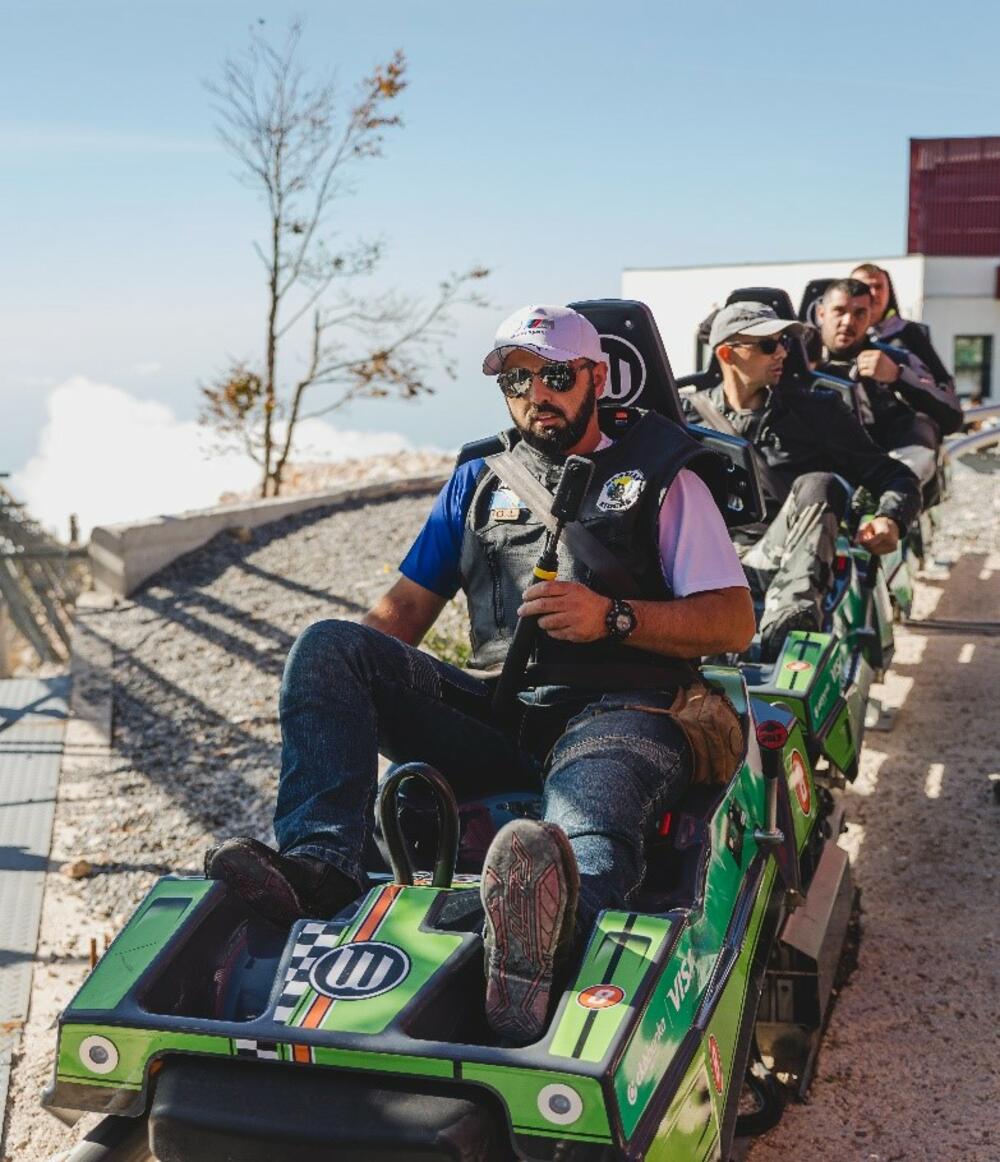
[399,458,484,598]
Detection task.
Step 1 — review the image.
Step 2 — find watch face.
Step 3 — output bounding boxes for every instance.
[615,613,632,633]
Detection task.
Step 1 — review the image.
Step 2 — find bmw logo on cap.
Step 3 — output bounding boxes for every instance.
[309,941,410,1001]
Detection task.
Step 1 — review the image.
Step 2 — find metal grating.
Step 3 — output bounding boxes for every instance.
[0,676,69,1124]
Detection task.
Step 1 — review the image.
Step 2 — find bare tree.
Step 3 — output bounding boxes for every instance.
[201,23,488,497]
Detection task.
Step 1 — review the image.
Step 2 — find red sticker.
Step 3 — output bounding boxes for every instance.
[708,1034,725,1093]
[790,749,811,815]
[756,720,789,750]
[786,660,813,673]
[578,984,625,1010]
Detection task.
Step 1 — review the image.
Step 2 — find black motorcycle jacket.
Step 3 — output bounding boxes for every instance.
[680,383,921,534]
[819,334,961,437]
[870,314,963,435]
[458,407,724,678]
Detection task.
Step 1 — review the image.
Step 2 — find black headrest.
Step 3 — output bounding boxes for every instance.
[692,285,811,387]
[799,278,834,325]
[725,286,797,321]
[568,299,685,425]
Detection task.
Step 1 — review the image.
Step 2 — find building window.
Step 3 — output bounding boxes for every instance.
[953,335,993,401]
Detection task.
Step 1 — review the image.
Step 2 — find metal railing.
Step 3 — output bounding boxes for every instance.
[943,402,1000,462]
[0,480,88,673]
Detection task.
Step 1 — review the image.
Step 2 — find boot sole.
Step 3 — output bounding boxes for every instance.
[482,821,579,1045]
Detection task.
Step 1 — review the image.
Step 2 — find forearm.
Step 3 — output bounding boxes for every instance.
[828,407,921,531]
[625,587,755,657]
[881,347,962,433]
[362,577,447,646]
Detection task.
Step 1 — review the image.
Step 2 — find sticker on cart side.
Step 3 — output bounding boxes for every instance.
[789,749,811,816]
[309,941,410,1001]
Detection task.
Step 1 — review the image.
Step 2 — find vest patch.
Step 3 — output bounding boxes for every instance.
[489,485,526,522]
[597,469,646,512]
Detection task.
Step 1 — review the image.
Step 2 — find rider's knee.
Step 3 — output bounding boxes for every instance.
[791,471,849,518]
[286,618,373,672]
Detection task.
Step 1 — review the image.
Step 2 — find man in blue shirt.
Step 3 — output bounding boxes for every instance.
[208,304,754,1045]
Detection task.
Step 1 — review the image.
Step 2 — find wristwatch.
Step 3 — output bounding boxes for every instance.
[605,598,637,641]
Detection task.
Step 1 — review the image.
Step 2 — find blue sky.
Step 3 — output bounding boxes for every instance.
[1,0,993,526]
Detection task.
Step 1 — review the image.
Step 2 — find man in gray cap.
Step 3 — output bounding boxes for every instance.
[207,303,755,1046]
[681,301,922,659]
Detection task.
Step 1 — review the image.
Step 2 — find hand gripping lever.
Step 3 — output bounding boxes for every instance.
[489,455,594,720]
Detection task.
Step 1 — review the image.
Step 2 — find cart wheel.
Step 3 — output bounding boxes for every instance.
[734,1038,786,1138]
[65,1114,153,1162]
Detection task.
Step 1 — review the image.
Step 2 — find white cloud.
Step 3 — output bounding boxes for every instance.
[10,377,413,539]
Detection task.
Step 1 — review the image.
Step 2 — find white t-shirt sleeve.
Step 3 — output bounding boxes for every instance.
[658,469,749,596]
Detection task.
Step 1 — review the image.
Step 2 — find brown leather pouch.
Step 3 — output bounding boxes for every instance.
[629,682,745,785]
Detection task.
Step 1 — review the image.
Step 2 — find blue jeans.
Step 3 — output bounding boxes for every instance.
[274,620,692,939]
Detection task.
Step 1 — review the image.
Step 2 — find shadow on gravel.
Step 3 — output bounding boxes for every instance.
[0,839,182,879]
[144,491,437,597]
[137,586,294,678]
[234,558,368,611]
[749,553,1000,1162]
[87,492,440,846]
[104,627,276,832]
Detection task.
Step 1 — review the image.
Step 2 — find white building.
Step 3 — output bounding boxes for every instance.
[622,255,999,399]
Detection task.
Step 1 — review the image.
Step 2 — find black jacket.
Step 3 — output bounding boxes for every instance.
[871,316,963,435]
[818,334,962,437]
[681,382,921,532]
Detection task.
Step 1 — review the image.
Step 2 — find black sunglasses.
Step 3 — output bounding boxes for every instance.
[497,361,592,399]
[728,335,791,355]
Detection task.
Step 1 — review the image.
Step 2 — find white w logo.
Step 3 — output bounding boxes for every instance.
[310,941,410,1000]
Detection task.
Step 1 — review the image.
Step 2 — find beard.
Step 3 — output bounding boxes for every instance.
[515,374,596,457]
[826,332,865,358]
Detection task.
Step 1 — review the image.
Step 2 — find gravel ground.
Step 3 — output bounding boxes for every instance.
[3,455,999,1161]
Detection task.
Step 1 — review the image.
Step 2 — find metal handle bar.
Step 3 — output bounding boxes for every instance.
[377,763,459,889]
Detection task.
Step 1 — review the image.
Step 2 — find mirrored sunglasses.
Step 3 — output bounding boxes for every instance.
[496,361,590,399]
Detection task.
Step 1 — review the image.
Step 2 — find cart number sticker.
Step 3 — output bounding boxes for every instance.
[578,984,625,1010]
[790,749,811,816]
[309,941,410,1000]
[708,1035,725,1093]
[786,660,812,673]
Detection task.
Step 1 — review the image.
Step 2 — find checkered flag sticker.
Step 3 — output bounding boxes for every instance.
[232,1038,280,1060]
[273,920,342,1024]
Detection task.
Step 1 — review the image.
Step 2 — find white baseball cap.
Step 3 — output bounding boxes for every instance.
[482,305,607,375]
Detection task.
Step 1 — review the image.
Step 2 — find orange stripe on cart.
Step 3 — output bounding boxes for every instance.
[298,993,333,1037]
[291,883,403,1039]
[352,883,403,942]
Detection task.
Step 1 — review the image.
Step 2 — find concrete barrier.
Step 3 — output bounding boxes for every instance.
[88,474,448,598]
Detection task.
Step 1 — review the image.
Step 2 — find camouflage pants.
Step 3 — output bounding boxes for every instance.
[738,472,849,639]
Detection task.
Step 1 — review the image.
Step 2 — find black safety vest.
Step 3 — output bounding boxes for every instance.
[458,408,723,679]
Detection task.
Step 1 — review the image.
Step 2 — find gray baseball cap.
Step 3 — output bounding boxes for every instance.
[709,303,806,349]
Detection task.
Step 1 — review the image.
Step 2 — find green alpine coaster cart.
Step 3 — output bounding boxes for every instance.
[44,302,858,1161]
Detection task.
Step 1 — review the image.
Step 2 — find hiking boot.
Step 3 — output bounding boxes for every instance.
[759,603,822,663]
[481,819,579,1046]
[204,837,359,928]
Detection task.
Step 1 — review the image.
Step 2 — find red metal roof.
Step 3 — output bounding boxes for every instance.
[908,137,1000,256]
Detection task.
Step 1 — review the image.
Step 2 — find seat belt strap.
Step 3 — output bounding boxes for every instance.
[686,393,789,506]
[484,452,639,597]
